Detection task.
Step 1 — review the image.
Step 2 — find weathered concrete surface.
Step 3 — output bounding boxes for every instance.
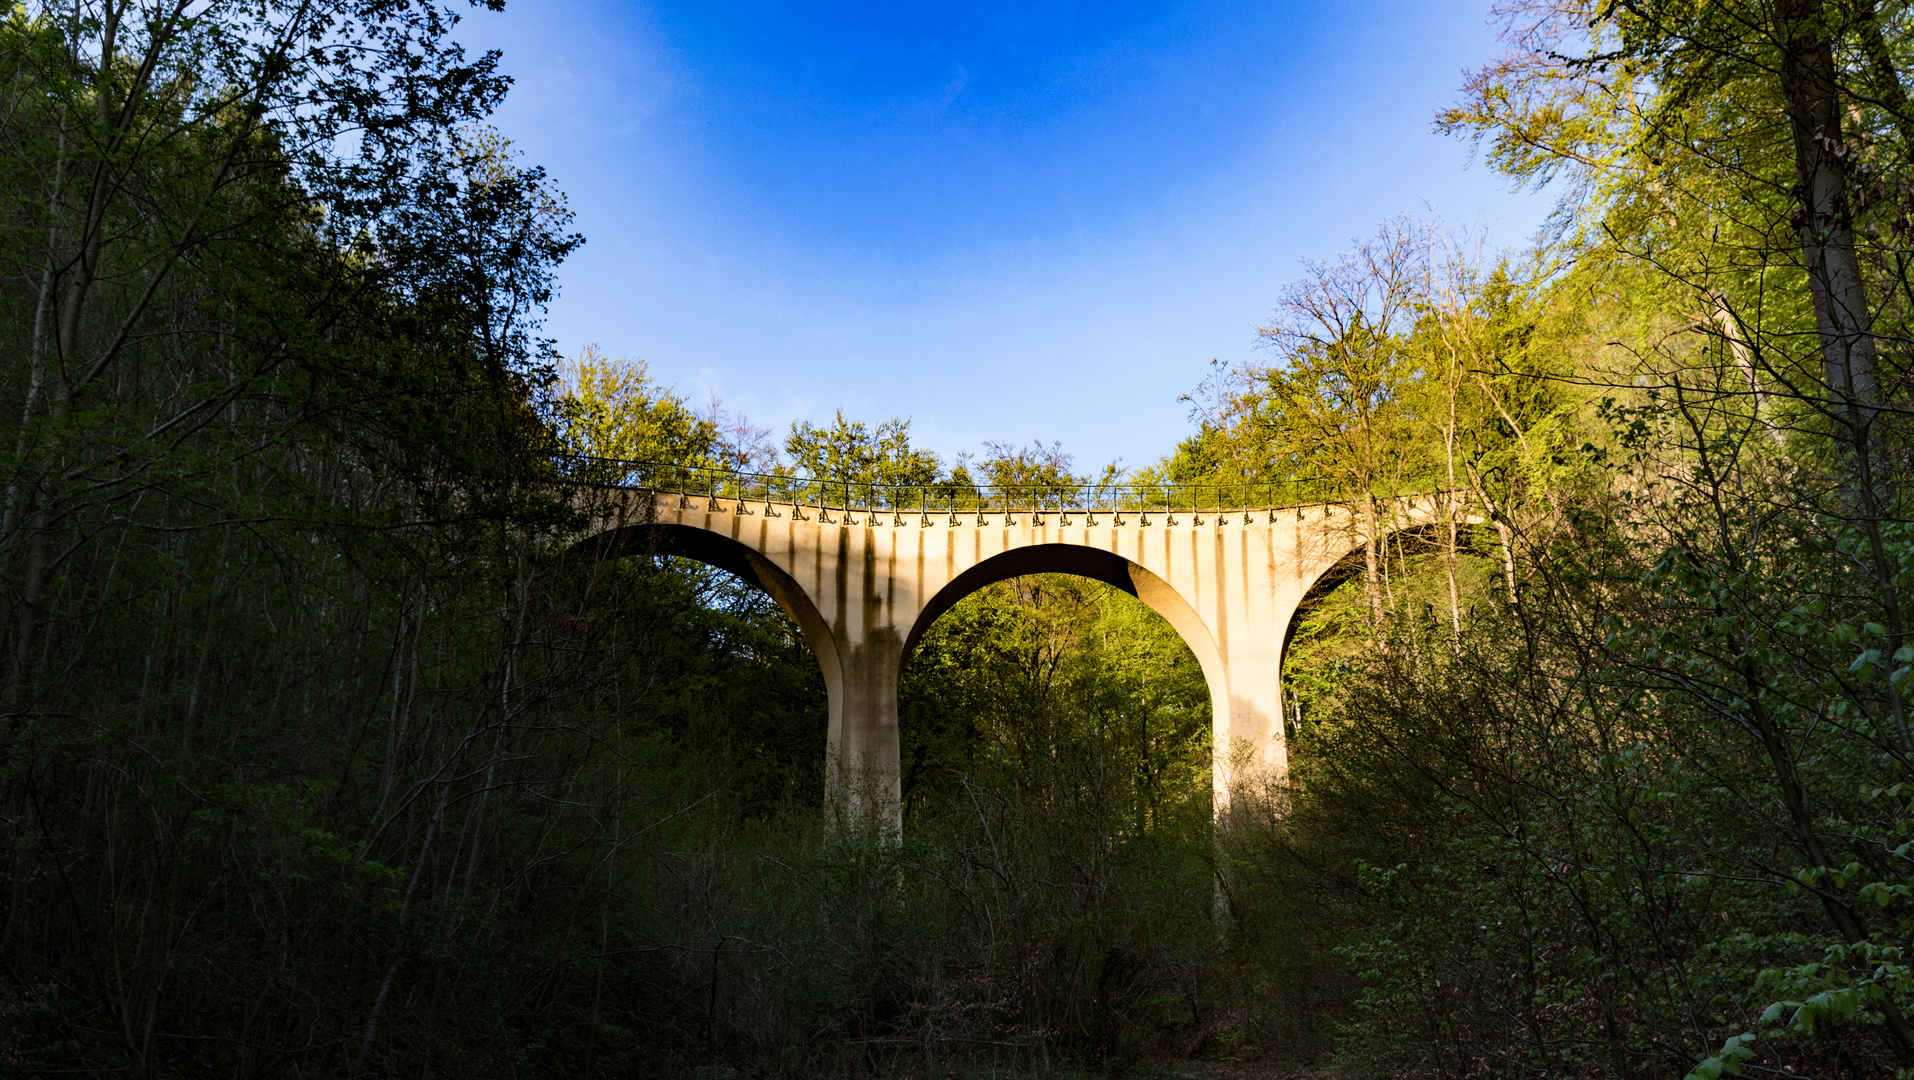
[576,492,1455,832]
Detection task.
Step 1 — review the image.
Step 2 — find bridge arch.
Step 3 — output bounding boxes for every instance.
[575,523,844,715]
[1281,520,1499,668]
[900,545,1231,775]
[902,544,1196,657]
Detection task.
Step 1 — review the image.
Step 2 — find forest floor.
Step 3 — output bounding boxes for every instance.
[1166,1060,1336,1079]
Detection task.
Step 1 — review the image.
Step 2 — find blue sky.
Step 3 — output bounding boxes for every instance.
[455,0,1552,473]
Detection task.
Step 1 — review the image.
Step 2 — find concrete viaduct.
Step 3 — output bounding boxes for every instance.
[572,484,1455,832]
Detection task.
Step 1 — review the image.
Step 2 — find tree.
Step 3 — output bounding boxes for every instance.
[550,344,728,480]
[0,0,578,693]
[783,410,943,505]
[1441,0,1914,1051]
[1242,216,1432,630]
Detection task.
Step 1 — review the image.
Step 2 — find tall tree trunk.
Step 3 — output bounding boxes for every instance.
[1776,0,1914,769]
[1776,0,1881,420]
[1362,489,1384,633]
[1442,338,1463,643]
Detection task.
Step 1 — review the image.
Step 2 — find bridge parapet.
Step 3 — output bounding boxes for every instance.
[556,455,1364,515]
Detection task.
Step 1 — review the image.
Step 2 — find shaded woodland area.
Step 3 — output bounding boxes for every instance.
[7,1,1914,1078]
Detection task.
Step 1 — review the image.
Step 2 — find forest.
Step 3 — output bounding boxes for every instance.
[4,0,1914,1077]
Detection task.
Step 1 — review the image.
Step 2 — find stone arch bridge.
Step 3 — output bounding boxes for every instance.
[565,466,1461,832]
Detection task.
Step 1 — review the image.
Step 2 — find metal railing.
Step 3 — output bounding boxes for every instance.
[552,456,1338,513]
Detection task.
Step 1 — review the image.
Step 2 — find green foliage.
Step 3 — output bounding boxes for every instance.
[901,574,1212,824]
[785,410,944,489]
[1167,0,1914,1066]
[550,344,735,475]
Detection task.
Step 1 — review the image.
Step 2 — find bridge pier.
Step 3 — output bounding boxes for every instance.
[826,630,906,832]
